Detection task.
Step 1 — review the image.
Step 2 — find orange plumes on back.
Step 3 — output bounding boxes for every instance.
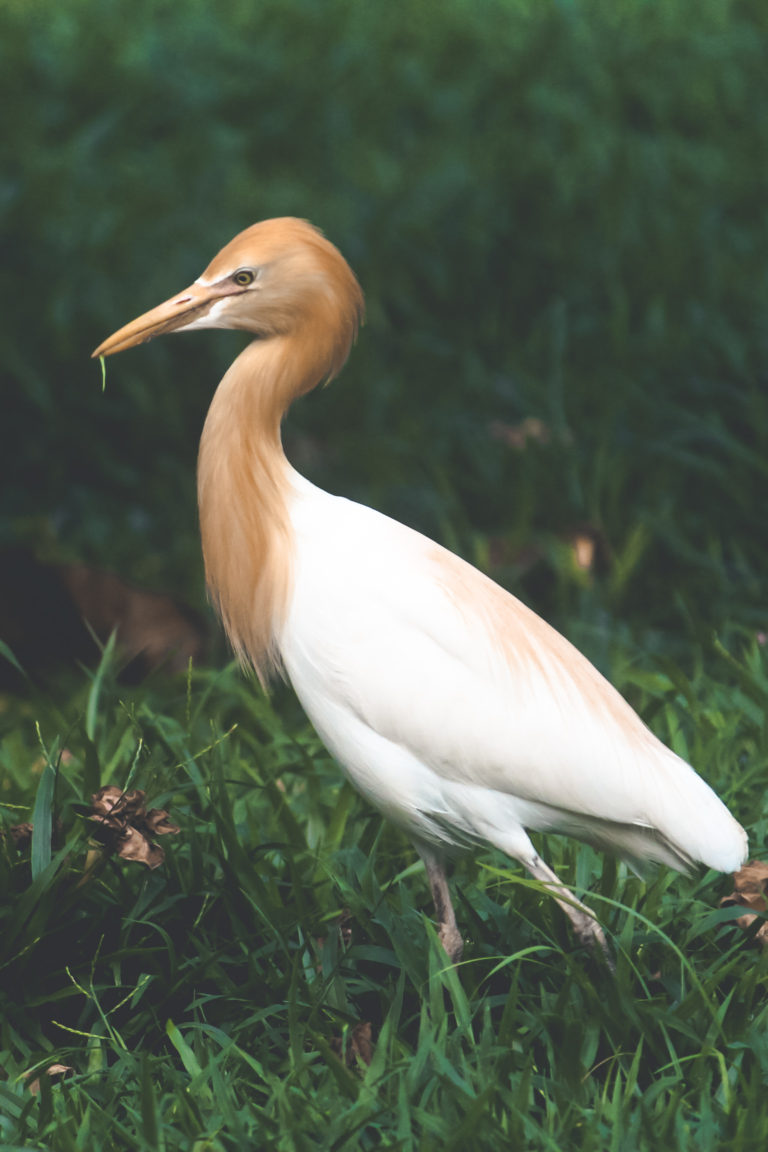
[195,220,364,683]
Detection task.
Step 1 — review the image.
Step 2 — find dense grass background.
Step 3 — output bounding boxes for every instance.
[2,0,768,1147]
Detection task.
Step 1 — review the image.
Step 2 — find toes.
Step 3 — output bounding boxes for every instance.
[573,915,615,971]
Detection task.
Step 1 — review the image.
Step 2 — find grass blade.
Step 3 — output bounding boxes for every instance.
[30,762,56,880]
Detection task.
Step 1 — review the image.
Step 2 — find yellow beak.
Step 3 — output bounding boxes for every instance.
[92,281,232,358]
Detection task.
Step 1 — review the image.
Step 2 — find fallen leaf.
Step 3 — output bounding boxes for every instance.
[7,822,34,851]
[571,532,596,573]
[487,522,606,581]
[24,1063,74,1095]
[88,786,179,869]
[720,861,768,947]
[91,786,145,823]
[489,417,553,450]
[330,1021,374,1068]
[0,546,207,689]
[143,808,181,836]
[112,824,166,869]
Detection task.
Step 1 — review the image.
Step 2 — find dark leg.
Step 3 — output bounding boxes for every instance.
[418,846,464,963]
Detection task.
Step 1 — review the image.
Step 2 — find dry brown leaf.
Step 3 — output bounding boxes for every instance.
[143,808,181,836]
[571,533,596,573]
[5,818,64,854]
[348,1021,374,1066]
[720,860,768,947]
[24,1063,74,1095]
[330,1021,374,1068]
[60,564,207,675]
[7,822,34,851]
[91,785,145,822]
[487,522,606,582]
[88,786,179,869]
[0,547,207,689]
[489,417,553,450]
[113,825,166,869]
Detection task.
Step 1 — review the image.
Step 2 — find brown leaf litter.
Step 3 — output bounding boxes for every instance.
[3,787,179,871]
[88,785,180,869]
[23,1064,74,1095]
[720,861,768,948]
[330,1021,374,1068]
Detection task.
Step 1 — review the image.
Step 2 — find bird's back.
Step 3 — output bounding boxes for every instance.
[280,476,747,875]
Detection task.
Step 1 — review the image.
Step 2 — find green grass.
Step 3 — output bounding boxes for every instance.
[1,634,767,1150]
[2,0,768,1145]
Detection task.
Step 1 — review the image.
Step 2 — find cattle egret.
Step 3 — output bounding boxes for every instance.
[93,218,747,963]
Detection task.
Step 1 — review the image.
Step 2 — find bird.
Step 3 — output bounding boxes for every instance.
[93,217,747,963]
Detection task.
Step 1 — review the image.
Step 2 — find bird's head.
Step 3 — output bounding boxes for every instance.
[92,217,364,380]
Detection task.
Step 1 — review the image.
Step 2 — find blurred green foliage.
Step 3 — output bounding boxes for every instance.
[1,0,766,643]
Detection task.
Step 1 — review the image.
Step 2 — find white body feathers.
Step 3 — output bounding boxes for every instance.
[282,473,747,877]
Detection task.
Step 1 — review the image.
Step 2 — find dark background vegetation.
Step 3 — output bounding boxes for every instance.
[2,0,767,640]
[1,1,767,1148]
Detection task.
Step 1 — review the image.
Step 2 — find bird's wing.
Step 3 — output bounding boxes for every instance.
[284,490,744,870]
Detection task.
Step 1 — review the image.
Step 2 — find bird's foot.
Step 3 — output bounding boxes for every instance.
[525,853,615,971]
[571,908,615,971]
[438,921,464,965]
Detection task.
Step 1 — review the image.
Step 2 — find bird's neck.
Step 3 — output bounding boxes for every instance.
[197,336,314,683]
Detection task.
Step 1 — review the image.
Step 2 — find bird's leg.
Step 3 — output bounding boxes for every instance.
[525,854,614,968]
[418,846,464,963]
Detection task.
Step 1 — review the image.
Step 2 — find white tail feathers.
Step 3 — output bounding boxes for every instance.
[638,747,747,874]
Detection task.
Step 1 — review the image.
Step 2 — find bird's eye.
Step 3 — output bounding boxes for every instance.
[233,269,256,286]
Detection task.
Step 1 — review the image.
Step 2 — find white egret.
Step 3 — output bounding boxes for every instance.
[93,218,747,961]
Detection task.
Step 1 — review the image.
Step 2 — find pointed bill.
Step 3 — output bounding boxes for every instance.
[92,281,233,358]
